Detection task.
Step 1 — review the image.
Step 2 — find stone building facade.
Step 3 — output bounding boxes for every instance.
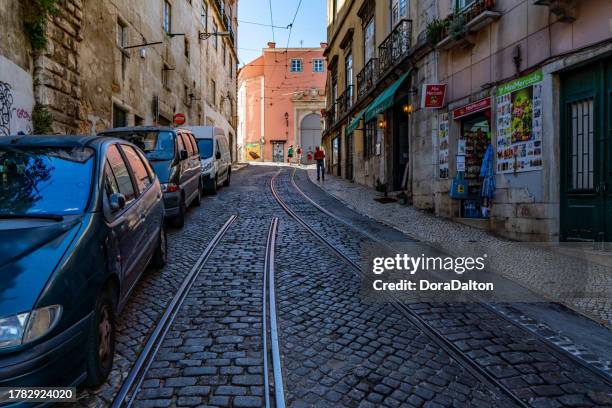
[0,0,238,158]
[238,43,326,163]
[324,0,612,243]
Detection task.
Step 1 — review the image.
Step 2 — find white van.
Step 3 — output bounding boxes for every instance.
[185,126,232,193]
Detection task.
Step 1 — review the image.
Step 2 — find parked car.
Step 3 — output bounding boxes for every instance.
[99,126,202,227]
[0,135,166,390]
[185,126,232,193]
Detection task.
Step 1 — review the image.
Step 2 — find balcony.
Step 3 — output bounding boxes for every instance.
[356,58,378,100]
[336,85,354,117]
[436,0,500,50]
[378,19,412,75]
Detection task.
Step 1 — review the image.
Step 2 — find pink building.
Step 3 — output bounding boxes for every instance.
[238,43,327,163]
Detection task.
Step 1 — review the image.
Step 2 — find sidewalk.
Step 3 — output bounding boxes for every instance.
[307,170,612,328]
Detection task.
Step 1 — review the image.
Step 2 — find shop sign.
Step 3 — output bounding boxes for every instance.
[422,84,447,109]
[452,98,491,120]
[437,113,449,179]
[495,70,544,174]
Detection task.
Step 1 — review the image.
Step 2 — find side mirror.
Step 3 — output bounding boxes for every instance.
[180,150,188,160]
[110,193,126,212]
[215,151,221,160]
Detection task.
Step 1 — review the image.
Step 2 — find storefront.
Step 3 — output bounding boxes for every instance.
[451,97,493,219]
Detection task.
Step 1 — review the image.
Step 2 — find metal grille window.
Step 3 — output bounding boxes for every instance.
[570,98,595,190]
[364,119,376,159]
[163,1,172,33]
[291,59,303,72]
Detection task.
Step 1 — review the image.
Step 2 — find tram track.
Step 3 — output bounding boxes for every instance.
[271,168,611,407]
[288,168,612,385]
[110,215,238,408]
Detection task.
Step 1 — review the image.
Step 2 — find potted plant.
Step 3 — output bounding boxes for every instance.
[426,18,449,46]
[375,178,388,197]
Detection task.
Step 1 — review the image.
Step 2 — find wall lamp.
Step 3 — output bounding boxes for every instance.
[402,104,414,114]
[284,112,289,127]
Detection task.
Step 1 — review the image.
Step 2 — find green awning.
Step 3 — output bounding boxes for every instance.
[345,110,364,135]
[364,70,412,122]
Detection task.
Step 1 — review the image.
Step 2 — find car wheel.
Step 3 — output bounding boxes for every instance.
[172,196,186,228]
[150,226,167,269]
[211,175,218,195]
[223,169,231,187]
[86,289,116,387]
[192,183,202,207]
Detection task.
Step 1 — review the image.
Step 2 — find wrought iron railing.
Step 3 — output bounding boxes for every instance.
[336,85,354,117]
[356,58,378,100]
[325,104,336,130]
[378,19,412,75]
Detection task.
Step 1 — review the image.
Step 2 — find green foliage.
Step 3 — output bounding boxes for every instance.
[32,103,54,134]
[23,0,60,50]
[426,19,449,46]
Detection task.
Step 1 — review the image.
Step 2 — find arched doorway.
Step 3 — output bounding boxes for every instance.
[300,114,322,164]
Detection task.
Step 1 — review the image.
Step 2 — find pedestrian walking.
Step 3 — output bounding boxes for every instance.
[296,146,302,166]
[314,146,325,181]
[479,143,495,217]
[287,145,294,165]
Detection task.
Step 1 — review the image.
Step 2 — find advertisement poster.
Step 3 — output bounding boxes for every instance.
[438,113,449,179]
[496,71,544,174]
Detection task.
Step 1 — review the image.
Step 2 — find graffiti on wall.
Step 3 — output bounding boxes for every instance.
[0,55,35,136]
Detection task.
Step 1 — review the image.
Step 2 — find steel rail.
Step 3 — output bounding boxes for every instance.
[111,215,238,408]
[263,217,286,408]
[289,169,612,386]
[270,171,529,408]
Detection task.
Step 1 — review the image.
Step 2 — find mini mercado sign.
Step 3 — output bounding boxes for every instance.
[452,97,491,120]
[422,84,447,109]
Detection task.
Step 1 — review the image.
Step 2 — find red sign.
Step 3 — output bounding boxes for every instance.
[452,97,491,119]
[173,113,186,126]
[421,84,447,109]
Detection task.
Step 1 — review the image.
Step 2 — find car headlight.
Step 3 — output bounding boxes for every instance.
[202,162,213,172]
[0,305,62,350]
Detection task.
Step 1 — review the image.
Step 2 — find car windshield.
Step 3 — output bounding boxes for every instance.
[104,131,175,161]
[0,147,94,216]
[197,139,214,159]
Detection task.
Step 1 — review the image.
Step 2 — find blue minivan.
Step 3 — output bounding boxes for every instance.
[0,135,166,393]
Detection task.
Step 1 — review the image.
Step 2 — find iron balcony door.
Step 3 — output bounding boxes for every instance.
[561,59,610,242]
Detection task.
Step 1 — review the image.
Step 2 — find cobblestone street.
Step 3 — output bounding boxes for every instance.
[74,165,610,408]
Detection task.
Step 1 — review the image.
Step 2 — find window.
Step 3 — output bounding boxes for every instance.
[364,120,376,158]
[106,144,136,204]
[104,162,120,205]
[345,52,353,104]
[364,17,376,63]
[122,145,152,194]
[222,42,226,65]
[197,138,213,159]
[291,59,303,73]
[117,19,128,48]
[201,2,208,28]
[456,0,476,10]
[312,59,325,73]
[163,0,172,33]
[113,104,128,128]
[229,56,234,77]
[391,0,408,27]
[212,21,218,49]
[162,64,170,89]
[180,133,194,156]
[210,79,216,106]
[184,37,190,61]
[134,115,144,126]
[187,133,198,155]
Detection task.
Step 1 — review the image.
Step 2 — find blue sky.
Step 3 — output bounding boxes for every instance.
[237,0,327,66]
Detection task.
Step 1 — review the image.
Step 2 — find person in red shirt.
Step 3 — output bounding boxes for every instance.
[314,146,325,181]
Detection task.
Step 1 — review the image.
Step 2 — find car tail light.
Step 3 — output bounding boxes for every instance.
[161,183,178,193]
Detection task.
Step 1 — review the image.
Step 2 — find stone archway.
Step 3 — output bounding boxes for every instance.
[299,113,322,164]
